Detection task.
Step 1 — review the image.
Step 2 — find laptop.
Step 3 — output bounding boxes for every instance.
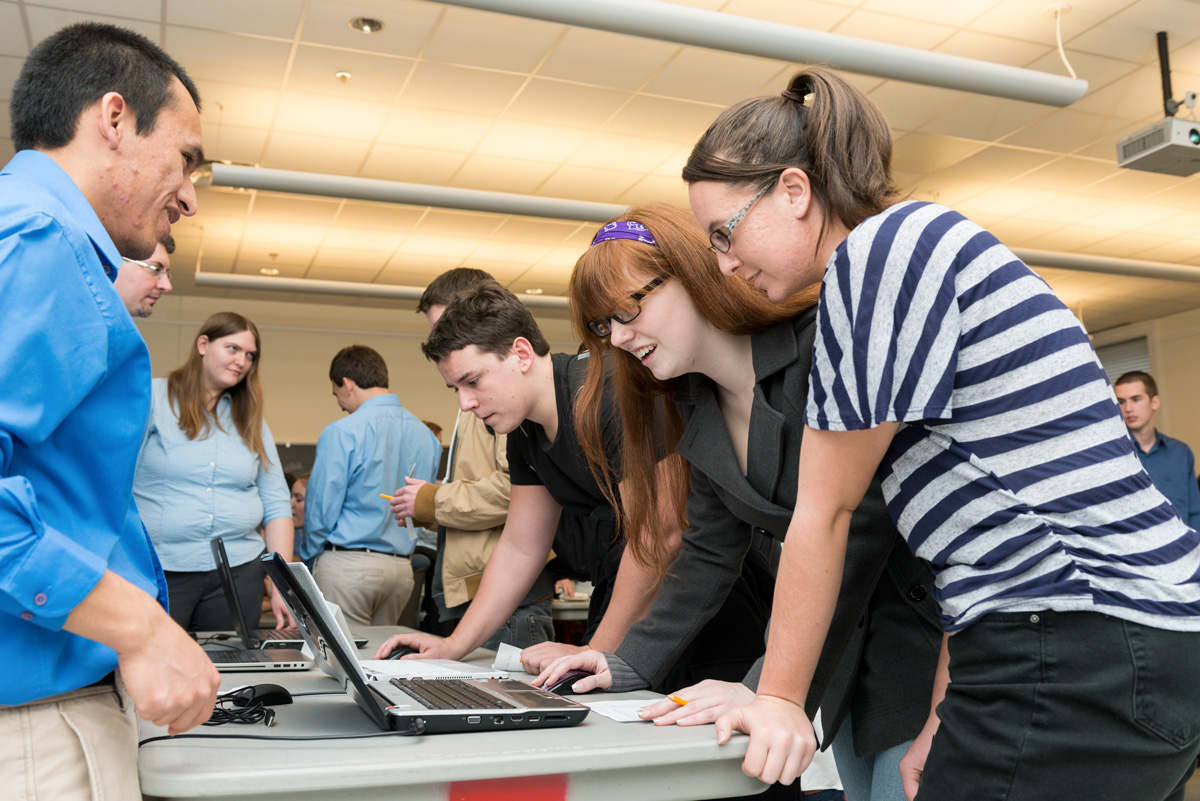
[261,551,590,734]
[203,538,312,672]
[210,537,367,649]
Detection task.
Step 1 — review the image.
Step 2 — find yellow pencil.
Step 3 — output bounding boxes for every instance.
[669,695,688,706]
[379,493,393,500]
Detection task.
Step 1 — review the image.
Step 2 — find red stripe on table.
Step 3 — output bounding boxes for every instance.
[448,774,568,801]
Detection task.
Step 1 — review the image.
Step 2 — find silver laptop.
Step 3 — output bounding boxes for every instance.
[203,538,312,672]
[262,551,589,734]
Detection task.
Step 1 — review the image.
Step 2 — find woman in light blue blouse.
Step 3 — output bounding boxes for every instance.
[136,312,294,631]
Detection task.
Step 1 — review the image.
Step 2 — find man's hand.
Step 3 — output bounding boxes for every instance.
[520,641,589,674]
[534,649,612,693]
[269,585,295,629]
[117,612,221,735]
[555,578,575,598]
[372,631,466,661]
[638,679,754,727]
[715,695,815,786]
[389,477,429,523]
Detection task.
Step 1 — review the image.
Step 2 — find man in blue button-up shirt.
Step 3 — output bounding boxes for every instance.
[1116,371,1200,530]
[304,345,441,627]
[0,22,220,797]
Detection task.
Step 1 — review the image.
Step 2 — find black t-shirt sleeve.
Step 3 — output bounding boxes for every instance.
[506,425,543,486]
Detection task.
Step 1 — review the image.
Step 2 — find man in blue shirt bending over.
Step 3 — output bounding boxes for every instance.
[304,345,442,627]
[1116,370,1200,530]
[0,22,219,799]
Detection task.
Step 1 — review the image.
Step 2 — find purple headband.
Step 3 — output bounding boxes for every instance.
[590,220,657,248]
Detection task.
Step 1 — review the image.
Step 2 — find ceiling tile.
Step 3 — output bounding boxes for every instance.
[334,201,425,231]
[867,81,973,133]
[202,124,268,166]
[0,5,27,57]
[956,184,1062,217]
[892,133,987,174]
[536,165,642,203]
[567,133,681,173]
[0,55,16,101]
[262,131,370,174]
[193,187,254,217]
[602,95,722,141]
[166,27,291,88]
[475,120,590,163]
[831,9,957,49]
[414,209,505,238]
[1068,0,1200,63]
[1018,157,1120,192]
[49,0,160,23]
[194,80,278,129]
[1087,168,1192,200]
[505,78,633,128]
[273,92,389,139]
[1022,224,1122,252]
[999,108,1115,152]
[1078,231,1177,259]
[401,233,483,259]
[932,30,1051,68]
[967,0,1130,47]
[249,194,341,224]
[1021,193,1122,225]
[488,217,584,243]
[617,174,691,208]
[358,143,466,184]
[306,264,384,281]
[377,106,493,152]
[380,253,457,278]
[538,28,679,91]
[25,6,158,44]
[301,0,440,58]
[918,95,1052,141]
[243,219,327,247]
[235,260,308,278]
[400,62,526,116]
[309,246,392,272]
[470,239,553,265]
[167,0,300,37]
[235,241,316,267]
[643,48,788,106]
[449,154,559,194]
[1070,65,1169,121]
[422,6,564,73]
[863,0,1002,27]
[926,146,1057,184]
[285,45,414,103]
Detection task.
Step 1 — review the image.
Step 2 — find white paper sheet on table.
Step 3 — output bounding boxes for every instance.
[578,697,663,723]
[492,642,524,672]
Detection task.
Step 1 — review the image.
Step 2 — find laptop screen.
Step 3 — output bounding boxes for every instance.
[260,551,390,728]
[209,537,256,649]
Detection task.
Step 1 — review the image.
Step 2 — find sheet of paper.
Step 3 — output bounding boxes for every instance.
[579,698,661,723]
[492,642,524,672]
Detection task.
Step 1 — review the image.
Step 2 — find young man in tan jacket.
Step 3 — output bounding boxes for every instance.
[389,268,555,647]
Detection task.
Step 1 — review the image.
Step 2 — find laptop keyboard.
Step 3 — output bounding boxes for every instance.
[255,627,302,640]
[207,649,262,663]
[390,678,517,710]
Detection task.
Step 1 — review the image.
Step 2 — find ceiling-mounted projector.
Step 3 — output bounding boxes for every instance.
[1117,116,1200,176]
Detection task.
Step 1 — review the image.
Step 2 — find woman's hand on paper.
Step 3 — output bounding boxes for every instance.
[638,679,754,726]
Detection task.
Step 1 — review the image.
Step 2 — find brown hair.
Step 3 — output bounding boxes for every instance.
[569,203,818,577]
[167,311,269,463]
[422,281,550,363]
[330,344,389,389]
[1115,370,1159,397]
[683,67,901,255]
[418,267,497,314]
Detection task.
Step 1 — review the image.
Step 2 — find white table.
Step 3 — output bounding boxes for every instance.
[139,628,766,801]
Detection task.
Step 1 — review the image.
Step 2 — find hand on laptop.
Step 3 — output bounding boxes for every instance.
[269,585,296,629]
[373,631,465,661]
[534,649,612,693]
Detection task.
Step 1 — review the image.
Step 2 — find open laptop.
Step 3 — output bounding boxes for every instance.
[262,551,589,734]
[210,537,367,650]
[203,538,312,672]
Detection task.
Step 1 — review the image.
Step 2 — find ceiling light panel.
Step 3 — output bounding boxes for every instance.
[301,0,438,56]
[423,6,564,72]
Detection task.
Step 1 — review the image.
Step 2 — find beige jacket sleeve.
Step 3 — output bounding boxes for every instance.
[428,429,509,530]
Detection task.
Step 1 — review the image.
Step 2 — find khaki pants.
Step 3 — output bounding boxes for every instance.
[0,673,140,801]
[314,550,414,627]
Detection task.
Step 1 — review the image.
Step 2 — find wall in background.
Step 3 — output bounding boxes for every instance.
[135,294,580,447]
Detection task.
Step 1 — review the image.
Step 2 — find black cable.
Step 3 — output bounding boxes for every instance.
[139,720,424,747]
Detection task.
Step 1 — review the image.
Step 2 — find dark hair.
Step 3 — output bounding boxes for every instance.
[569,203,818,576]
[168,312,268,463]
[1115,371,1158,397]
[330,345,389,390]
[682,66,900,254]
[422,282,550,363]
[161,233,176,254]
[418,268,497,314]
[423,420,443,440]
[11,22,201,152]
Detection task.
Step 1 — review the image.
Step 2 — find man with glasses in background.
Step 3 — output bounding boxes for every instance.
[116,234,174,317]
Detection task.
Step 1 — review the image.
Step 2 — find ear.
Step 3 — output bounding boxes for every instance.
[196,334,210,356]
[779,167,813,220]
[510,337,536,373]
[95,92,129,151]
[1151,395,1161,412]
[341,378,359,395]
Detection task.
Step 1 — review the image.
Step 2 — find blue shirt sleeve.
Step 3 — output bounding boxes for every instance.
[302,425,350,559]
[0,214,112,628]
[257,421,291,524]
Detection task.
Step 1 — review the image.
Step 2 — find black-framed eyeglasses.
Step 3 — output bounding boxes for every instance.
[123,257,171,281]
[587,273,670,338]
[708,184,772,254]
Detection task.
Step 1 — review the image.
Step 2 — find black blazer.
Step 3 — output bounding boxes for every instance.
[615,309,942,756]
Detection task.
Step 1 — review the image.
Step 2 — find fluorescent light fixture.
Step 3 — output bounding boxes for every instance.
[433,0,1087,106]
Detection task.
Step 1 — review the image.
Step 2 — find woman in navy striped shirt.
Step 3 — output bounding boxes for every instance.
[682,66,1200,801]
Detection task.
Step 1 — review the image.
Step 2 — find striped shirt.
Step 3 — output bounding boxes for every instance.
[806,201,1200,632]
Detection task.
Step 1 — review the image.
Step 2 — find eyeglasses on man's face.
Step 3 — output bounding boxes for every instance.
[123,256,171,281]
[708,184,772,254]
[587,273,670,338]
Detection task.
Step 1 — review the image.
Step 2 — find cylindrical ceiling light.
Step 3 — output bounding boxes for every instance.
[434,0,1088,106]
